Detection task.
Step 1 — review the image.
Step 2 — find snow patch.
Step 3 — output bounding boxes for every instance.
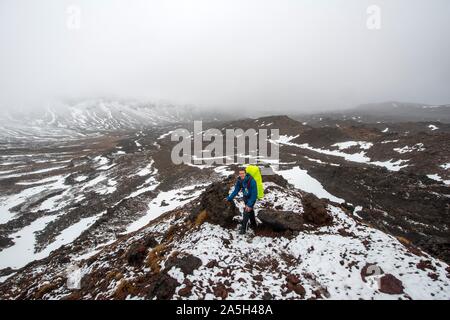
[276,166,345,203]
[126,184,208,233]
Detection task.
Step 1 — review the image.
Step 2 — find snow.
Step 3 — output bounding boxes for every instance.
[394,143,425,154]
[157,130,174,140]
[74,175,88,182]
[126,177,160,199]
[40,212,104,257]
[440,163,450,170]
[98,163,116,171]
[381,140,399,144]
[286,206,448,300]
[126,160,159,198]
[0,165,67,179]
[304,156,340,167]
[167,267,185,284]
[96,179,117,195]
[427,174,450,185]
[73,239,115,261]
[0,169,18,175]
[214,166,234,177]
[332,141,373,150]
[15,175,63,186]
[274,134,299,144]
[0,175,68,224]
[276,166,345,203]
[125,184,208,233]
[0,273,15,284]
[353,206,363,219]
[0,214,59,270]
[93,156,109,166]
[170,204,450,300]
[368,159,409,172]
[184,162,213,170]
[382,128,389,133]
[428,125,439,131]
[0,211,103,270]
[136,162,154,176]
[275,136,409,172]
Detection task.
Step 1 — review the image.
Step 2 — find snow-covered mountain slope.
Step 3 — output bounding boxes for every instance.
[0,177,448,300]
[0,99,222,141]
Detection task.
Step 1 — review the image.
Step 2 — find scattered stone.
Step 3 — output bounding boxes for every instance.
[253,274,263,282]
[178,280,193,297]
[213,283,228,299]
[287,282,306,298]
[427,273,439,281]
[416,260,436,271]
[286,274,300,285]
[206,260,219,268]
[379,274,404,295]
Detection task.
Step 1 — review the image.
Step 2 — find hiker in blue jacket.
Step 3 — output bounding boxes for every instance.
[227,169,258,234]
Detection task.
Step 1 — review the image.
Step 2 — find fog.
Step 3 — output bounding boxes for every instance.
[1,0,449,113]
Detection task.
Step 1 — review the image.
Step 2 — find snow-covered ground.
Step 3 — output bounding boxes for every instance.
[274,136,410,172]
[125,184,208,233]
[427,174,450,185]
[0,174,69,224]
[164,187,450,300]
[394,143,425,154]
[0,212,103,271]
[332,141,373,150]
[276,166,345,203]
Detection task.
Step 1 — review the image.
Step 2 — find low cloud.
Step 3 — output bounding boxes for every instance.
[1,0,449,113]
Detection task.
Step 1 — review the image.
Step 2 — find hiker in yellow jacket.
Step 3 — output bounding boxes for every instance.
[227,166,264,234]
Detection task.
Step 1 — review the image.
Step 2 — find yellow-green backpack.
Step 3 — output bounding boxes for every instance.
[245,165,264,200]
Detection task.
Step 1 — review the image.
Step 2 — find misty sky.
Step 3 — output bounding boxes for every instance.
[1,0,449,113]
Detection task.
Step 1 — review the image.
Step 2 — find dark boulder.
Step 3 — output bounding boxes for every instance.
[125,235,158,266]
[165,253,202,275]
[125,243,148,266]
[188,179,239,228]
[0,235,13,249]
[143,235,158,248]
[146,273,179,300]
[302,193,333,226]
[258,210,305,232]
[262,292,273,300]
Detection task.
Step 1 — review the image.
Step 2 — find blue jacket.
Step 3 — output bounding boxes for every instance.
[227,174,257,208]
